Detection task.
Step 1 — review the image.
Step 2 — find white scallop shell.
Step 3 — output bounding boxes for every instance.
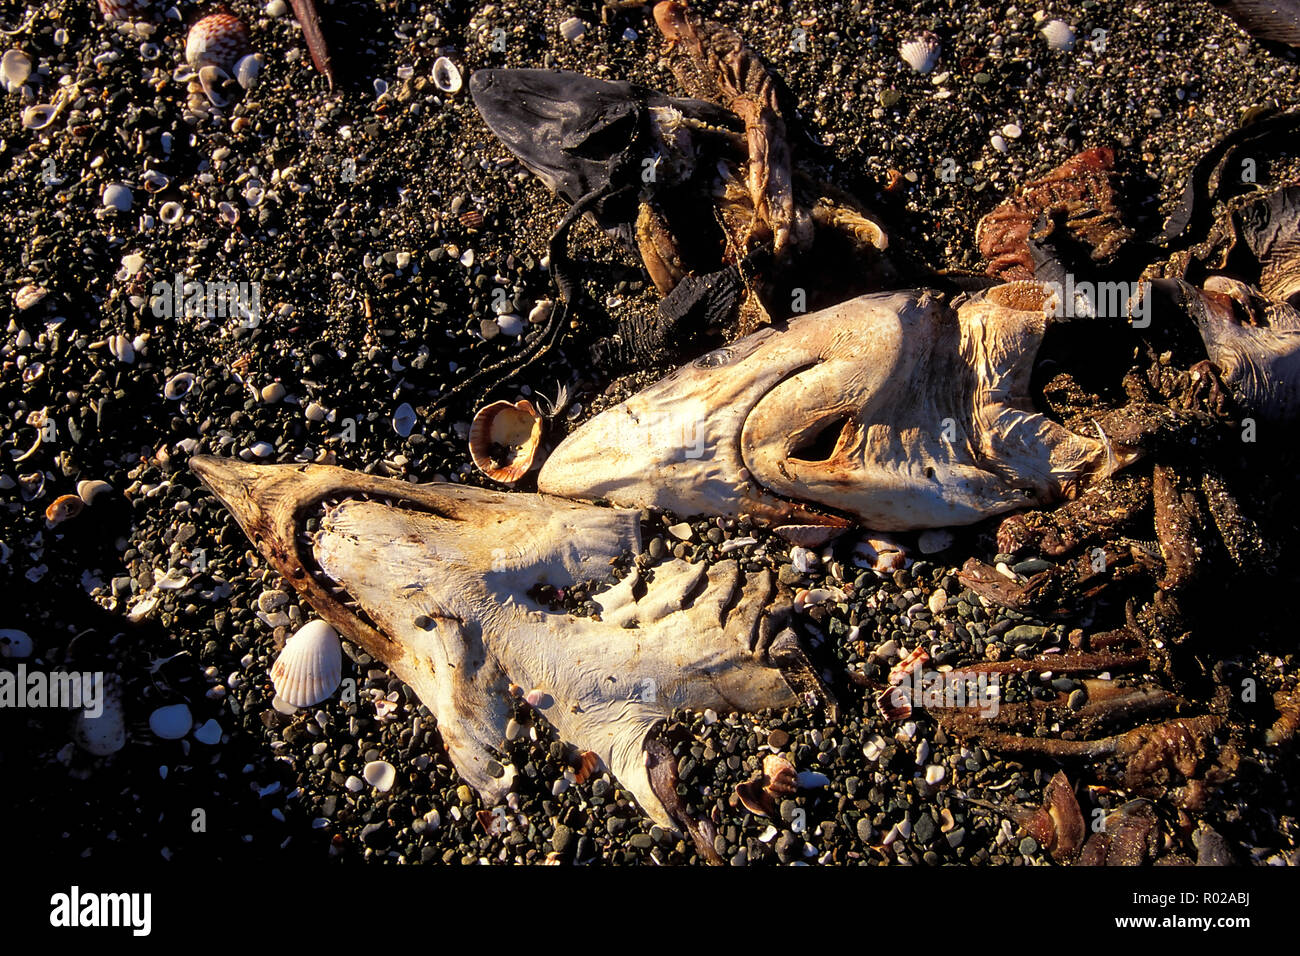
[270,619,342,708]
[900,32,940,74]
[432,56,461,94]
[1040,19,1076,51]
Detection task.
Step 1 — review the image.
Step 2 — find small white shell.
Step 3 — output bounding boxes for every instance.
[1040,19,1076,52]
[900,32,940,73]
[102,183,133,212]
[234,52,263,90]
[392,401,417,437]
[21,104,56,129]
[198,64,232,107]
[76,479,113,504]
[149,703,193,740]
[363,760,396,792]
[2,49,31,94]
[108,332,135,364]
[164,371,196,400]
[159,201,183,224]
[141,168,169,193]
[270,620,342,709]
[432,56,461,94]
[217,200,239,225]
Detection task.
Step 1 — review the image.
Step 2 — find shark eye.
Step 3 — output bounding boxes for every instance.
[693,347,734,369]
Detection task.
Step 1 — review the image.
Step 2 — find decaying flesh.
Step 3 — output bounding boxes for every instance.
[539,283,1134,540]
[189,456,823,860]
[652,1,809,257]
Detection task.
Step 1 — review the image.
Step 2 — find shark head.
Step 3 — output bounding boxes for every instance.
[538,286,1128,538]
[190,456,805,857]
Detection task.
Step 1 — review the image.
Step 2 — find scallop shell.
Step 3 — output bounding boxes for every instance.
[45,493,84,525]
[186,14,250,72]
[432,56,462,94]
[900,31,941,73]
[270,619,342,708]
[1040,19,1076,52]
[468,399,544,484]
[2,49,31,94]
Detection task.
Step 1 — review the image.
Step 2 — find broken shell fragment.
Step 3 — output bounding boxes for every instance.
[270,619,343,708]
[14,283,47,311]
[432,56,462,94]
[762,754,798,796]
[97,0,152,21]
[468,399,544,484]
[573,750,600,784]
[900,31,940,73]
[877,686,913,720]
[888,646,930,685]
[141,168,169,193]
[197,64,234,107]
[45,494,84,525]
[159,201,183,225]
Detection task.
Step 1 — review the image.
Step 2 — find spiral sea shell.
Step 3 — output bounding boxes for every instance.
[270,619,343,709]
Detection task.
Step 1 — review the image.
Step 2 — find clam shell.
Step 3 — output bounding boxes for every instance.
[1040,19,1076,51]
[2,49,31,94]
[432,56,462,94]
[164,371,195,400]
[77,479,113,504]
[185,13,250,72]
[363,759,396,792]
[270,619,342,708]
[468,399,544,484]
[900,31,940,73]
[21,103,56,129]
[234,52,263,90]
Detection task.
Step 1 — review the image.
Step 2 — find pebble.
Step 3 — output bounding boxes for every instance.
[102,183,133,212]
[558,17,586,42]
[496,314,524,336]
[193,719,222,744]
[260,382,286,403]
[925,765,946,785]
[363,760,396,792]
[148,704,193,740]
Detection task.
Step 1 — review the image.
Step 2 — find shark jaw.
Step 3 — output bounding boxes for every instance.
[190,456,809,859]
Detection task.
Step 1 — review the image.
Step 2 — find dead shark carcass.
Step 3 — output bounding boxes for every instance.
[538,282,1140,542]
[189,456,828,861]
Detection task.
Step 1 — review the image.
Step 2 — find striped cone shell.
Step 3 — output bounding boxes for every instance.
[97,0,153,20]
[186,13,251,72]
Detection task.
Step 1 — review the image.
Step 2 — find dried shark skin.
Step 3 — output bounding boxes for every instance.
[539,284,1133,537]
[189,457,800,851]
